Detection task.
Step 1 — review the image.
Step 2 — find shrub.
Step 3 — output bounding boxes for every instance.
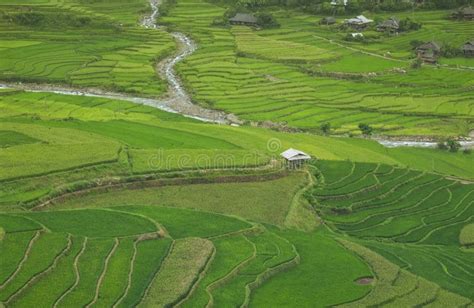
[410,39,424,49]
[447,138,461,152]
[358,123,373,136]
[411,58,422,69]
[441,44,462,58]
[256,12,279,28]
[320,122,331,135]
[399,18,422,32]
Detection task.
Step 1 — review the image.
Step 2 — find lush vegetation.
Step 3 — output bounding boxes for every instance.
[1,0,473,306]
[307,160,474,300]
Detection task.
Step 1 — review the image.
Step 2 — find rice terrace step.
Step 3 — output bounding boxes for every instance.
[0,0,473,306]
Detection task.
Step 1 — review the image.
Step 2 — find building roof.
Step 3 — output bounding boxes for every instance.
[463,40,474,50]
[460,6,474,15]
[345,15,373,25]
[229,13,258,24]
[417,42,441,52]
[321,16,337,23]
[280,148,311,161]
[378,18,399,29]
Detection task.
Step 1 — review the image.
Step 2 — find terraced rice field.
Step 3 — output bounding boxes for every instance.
[161,0,474,136]
[0,0,174,96]
[1,0,474,306]
[308,160,474,300]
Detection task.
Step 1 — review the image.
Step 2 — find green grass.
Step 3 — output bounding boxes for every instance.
[459,224,474,247]
[160,0,474,137]
[0,232,69,302]
[94,238,135,307]
[141,238,214,307]
[114,206,252,239]
[10,236,84,308]
[56,173,306,227]
[0,1,174,96]
[0,231,36,286]
[249,229,372,307]
[21,209,157,237]
[310,160,474,299]
[182,234,255,307]
[58,238,115,307]
[0,131,39,148]
[116,238,172,308]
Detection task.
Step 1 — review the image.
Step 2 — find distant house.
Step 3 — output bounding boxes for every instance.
[229,13,258,26]
[462,40,474,57]
[377,17,400,33]
[451,7,474,20]
[416,42,441,63]
[281,148,311,168]
[320,17,337,25]
[345,15,373,29]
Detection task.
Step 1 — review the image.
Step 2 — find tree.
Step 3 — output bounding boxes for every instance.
[255,12,279,28]
[410,40,424,50]
[320,122,331,135]
[358,123,373,136]
[447,138,461,152]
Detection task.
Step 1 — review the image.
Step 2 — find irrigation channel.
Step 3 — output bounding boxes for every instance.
[1,0,473,148]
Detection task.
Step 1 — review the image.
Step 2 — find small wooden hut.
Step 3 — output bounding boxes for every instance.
[280,148,311,169]
[416,42,441,63]
[229,13,258,26]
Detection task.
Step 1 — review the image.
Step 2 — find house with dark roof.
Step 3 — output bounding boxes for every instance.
[416,42,441,63]
[463,40,474,57]
[320,17,337,25]
[377,17,400,33]
[451,7,474,20]
[229,13,258,26]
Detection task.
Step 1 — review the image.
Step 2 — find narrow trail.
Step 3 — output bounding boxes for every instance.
[86,238,120,308]
[0,0,232,125]
[112,238,139,308]
[6,235,73,305]
[0,231,42,290]
[53,237,88,308]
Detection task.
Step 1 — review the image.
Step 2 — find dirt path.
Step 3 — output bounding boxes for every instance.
[6,235,73,305]
[86,238,119,308]
[0,231,42,290]
[313,34,408,63]
[112,238,139,308]
[53,237,88,308]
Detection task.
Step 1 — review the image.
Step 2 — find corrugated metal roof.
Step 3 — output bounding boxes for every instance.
[280,148,311,161]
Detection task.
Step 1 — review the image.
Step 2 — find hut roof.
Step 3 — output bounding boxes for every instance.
[322,16,337,24]
[229,13,258,24]
[460,6,474,15]
[378,18,399,29]
[417,42,441,52]
[345,15,373,25]
[280,148,311,161]
[463,40,474,50]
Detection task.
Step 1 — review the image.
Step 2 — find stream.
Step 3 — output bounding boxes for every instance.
[1,0,473,149]
[0,0,230,124]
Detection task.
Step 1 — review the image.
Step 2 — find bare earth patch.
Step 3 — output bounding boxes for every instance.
[355,276,374,285]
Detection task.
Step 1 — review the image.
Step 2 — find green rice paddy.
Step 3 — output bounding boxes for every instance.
[1,0,473,306]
